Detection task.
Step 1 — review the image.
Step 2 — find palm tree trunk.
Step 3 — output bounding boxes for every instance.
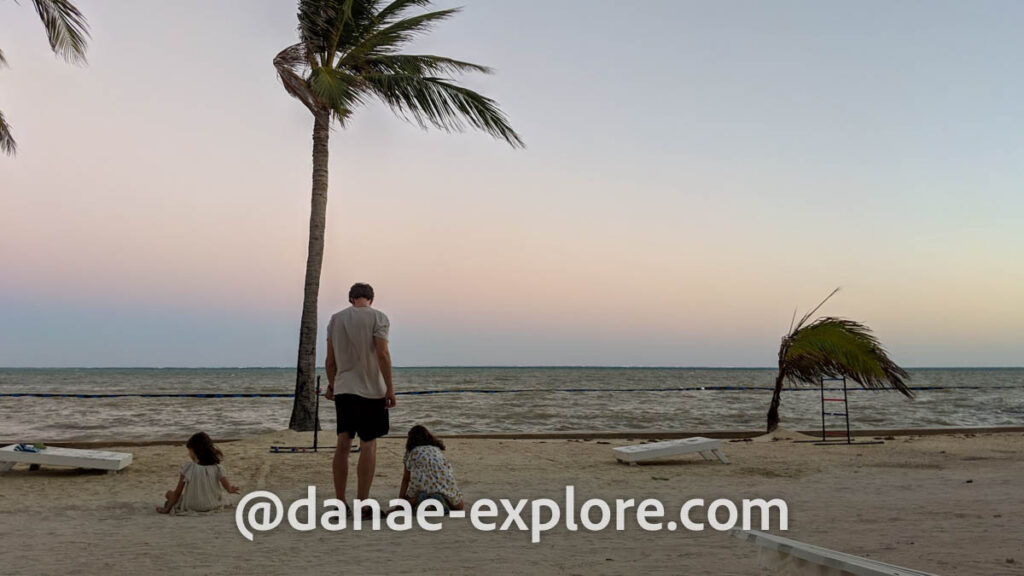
[766,370,785,433]
[289,109,331,431]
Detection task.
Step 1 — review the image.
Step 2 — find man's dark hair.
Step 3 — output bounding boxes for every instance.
[349,283,374,302]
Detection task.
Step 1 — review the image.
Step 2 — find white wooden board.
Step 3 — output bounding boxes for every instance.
[0,445,132,472]
[733,529,939,576]
[613,437,729,464]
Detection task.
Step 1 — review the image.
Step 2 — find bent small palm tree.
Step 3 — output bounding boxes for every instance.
[1,0,89,155]
[277,0,523,430]
[766,289,912,433]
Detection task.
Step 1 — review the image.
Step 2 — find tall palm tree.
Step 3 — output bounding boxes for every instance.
[1,0,89,155]
[276,0,523,430]
[766,289,912,432]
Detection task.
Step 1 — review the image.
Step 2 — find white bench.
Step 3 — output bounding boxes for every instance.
[733,529,939,576]
[613,437,729,465]
[0,445,133,475]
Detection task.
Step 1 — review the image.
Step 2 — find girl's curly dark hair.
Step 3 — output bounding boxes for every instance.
[186,431,223,466]
[406,424,445,453]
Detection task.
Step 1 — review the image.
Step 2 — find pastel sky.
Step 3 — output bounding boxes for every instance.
[2,1,1023,367]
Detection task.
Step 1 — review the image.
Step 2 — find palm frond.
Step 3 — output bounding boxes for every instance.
[364,54,491,76]
[280,0,522,147]
[340,8,459,64]
[326,0,381,66]
[792,287,840,334]
[375,0,432,25]
[364,73,524,147]
[32,0,90,64]
[0,109,16,156]
[326,0,357,59]
[297,1,338,58]
[274,43,319,113]
[782,317,912,397]
[299,0,377,66]
[309,66,365,123]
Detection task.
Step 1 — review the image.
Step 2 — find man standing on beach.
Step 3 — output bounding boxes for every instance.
[324,283,396,508]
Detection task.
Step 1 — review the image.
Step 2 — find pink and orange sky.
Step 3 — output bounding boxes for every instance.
[2,1,1023,367]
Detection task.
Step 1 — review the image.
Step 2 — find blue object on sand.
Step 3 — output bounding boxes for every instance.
[14,443,39,453]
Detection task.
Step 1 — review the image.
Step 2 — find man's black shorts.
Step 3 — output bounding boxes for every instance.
[335,393,389,441]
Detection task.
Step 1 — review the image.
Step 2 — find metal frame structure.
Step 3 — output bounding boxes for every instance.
[809,376,883,446]
[819,376,851,443]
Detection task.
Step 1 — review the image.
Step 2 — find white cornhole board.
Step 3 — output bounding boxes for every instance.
[733,529,939,576]
[613,437,729,465]
[0,445,133,475]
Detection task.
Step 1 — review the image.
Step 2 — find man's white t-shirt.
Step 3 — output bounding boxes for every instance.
[326,306,390,399]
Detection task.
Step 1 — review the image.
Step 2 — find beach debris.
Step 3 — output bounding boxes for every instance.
[1007,558,1015,564]
[596,441,610,445]
[965,479,974,483]
[651,476,669,481]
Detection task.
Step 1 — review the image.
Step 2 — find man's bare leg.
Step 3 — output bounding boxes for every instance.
[333,433,354,502]
[356,438,377,500]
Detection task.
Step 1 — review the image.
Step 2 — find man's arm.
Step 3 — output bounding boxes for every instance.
[325,338,336,401]
[375,336,395,408]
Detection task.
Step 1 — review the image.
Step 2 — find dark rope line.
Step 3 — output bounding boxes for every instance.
[0,385,1019,399]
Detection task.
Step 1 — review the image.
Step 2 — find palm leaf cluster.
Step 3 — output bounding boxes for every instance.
[766,289,911,432]
[275,0,522,146]
[779,317,911,394]
[2,0,90,156]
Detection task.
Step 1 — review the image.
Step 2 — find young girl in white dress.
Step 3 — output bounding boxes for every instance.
[156,431,240,514]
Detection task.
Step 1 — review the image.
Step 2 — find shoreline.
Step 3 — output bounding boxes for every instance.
[8,424,1024,449]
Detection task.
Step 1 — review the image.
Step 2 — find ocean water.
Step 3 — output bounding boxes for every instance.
[0,368,1022,441]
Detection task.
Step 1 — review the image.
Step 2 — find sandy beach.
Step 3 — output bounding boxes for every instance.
[1,429,1022,575]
